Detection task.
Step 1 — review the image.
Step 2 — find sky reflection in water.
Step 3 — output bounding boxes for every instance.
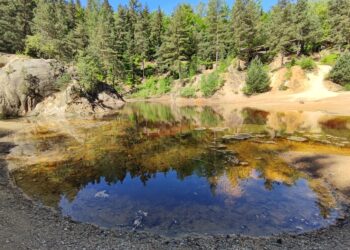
[12,103,349,236]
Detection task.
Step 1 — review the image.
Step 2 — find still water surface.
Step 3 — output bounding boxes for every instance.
[11,103,350,236]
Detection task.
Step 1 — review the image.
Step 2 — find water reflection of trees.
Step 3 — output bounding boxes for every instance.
[11,103,338,217]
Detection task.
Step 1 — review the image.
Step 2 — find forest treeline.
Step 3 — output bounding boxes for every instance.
[1,0,350,94]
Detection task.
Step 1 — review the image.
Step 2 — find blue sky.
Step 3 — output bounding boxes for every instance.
[80,0,278,13]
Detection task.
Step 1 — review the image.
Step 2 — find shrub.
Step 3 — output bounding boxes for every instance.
[180,86,196,98]
[321,53,339,66]
[56,73,71,90]
[200,72,224,97]
[344,84,350,91]
[217,56,234,73]
[132,77,158,98]
[329,53,350,86]
[244,58,270,95]
[131,77,173,98]
[297,57,316,71]
[157,78,172,95]
[76,53,105,95]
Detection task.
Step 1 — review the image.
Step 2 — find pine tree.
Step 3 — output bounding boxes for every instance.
[25,0,73,60]
[328,0,350,50]
[206,0,228,65]
[231,0,260,68]
[14,0,36,51]
[150,7,165,60]
[125,0,142,85]
[293,0,322,55]
[0,0,18,52]
[98,0,118,83]
[158,4,195,79]
[114,5,128,81]
[268,0,295,65]
[135,6,151,80]
[73,0,88,53]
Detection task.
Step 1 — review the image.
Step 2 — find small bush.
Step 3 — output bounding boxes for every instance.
[297,57,316,71]
[56,73,71,90]
[200,72,224,97]
[244,58,270,96]
[132,77,173,98]
[344,84,350,91]
[180,86,196,98]
[217,56,234,73]
[329,53,350,86]
[132,77,158,98]
[157,78,172,95]
[321,53,339,66]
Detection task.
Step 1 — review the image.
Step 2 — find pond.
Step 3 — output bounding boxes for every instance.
[8,103,350,236]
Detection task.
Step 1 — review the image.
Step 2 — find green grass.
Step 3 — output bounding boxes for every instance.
[296,57,316,71]
[344,84,350,91]
[180,86,196,98]
[321,53,339,66]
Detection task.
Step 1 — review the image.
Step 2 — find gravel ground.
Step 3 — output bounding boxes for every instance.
[1,141,350,250]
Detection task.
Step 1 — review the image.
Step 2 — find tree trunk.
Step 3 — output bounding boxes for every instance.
[215,28,219,68]
[142,59,145,81]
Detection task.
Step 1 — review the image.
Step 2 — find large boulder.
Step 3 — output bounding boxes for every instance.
[0,54,65,116]
[31,82,125,117]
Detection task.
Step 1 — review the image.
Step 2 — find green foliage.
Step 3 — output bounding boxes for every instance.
[244,58,270,95]
[232,0,260,62]
[328,0,350,49]
[321,53,339,66]
[180,86,196,98]
[56,73,72,90]
[200,72,224,97]
[157,78,172,95]
[76,52,104,95]
[2,0,350,99]
[217,56,233,73]
[0,0,35,53]
[344,84,350,91]
[329,53,350,86]
[132,77,172,98]
[297,57,316,71]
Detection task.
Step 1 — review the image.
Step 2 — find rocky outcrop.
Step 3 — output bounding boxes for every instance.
[0,54,125,118]
[0,54,65,116]
[31,82,125,117]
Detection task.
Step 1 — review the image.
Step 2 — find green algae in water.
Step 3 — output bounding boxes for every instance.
[11,103,350,236]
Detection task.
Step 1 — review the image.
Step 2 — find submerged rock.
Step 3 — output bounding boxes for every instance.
[287,136,308,142]
[222,134,252,142]
[95,190,109,198]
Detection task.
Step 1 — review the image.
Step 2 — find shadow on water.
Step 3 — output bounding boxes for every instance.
[8,103,350,236]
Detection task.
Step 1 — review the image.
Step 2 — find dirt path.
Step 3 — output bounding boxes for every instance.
[292,65,338,101]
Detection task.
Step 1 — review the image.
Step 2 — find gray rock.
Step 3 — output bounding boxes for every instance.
[0,54,65,116]
[31,82,125,117]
